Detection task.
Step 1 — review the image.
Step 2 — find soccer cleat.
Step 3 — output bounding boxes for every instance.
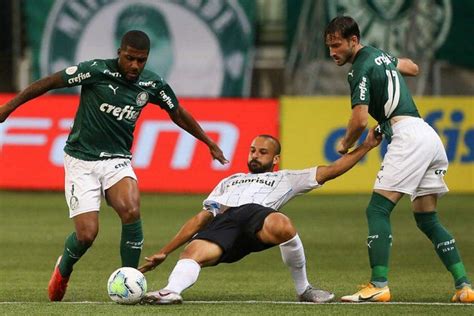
[48,256,70,301]
[451,285,474,303]
[140,289,183,305]
[298,285,335,303]
[341,283,391,302]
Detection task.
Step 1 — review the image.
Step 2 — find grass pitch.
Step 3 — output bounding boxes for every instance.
[0,191,473,315]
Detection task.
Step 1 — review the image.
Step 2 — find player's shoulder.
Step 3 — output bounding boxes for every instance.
[76,58,109,70]
[138,68,167,89]
[349,46,395,80]
[72,58,119,79]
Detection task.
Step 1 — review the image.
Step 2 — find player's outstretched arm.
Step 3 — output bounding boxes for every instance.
[0,72,66,123]
[397,58,419,76]
[316,126,382,185]
[336,104,369,155]
[168,106,229,165]
[138,210,213,273]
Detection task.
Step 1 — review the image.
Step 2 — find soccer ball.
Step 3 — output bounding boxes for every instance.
[107,267,147,305]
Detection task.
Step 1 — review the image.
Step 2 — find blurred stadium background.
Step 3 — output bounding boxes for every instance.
[0,0,473,313]
[0,0,472,194]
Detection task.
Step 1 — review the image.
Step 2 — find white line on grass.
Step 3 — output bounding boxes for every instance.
[0,301,469,306]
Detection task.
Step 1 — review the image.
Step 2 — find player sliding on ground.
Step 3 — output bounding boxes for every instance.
[138,127,382,304]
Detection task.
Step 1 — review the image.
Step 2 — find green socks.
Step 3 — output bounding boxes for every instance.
[58,219,143,276]
[366,192,395,284]
[414,211,470,287]
[59,232,91,277]
[120,219,144,268]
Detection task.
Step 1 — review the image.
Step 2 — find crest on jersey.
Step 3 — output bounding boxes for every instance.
[136,92,149,106]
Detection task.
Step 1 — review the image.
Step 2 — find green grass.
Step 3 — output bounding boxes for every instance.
[0,191,473,315]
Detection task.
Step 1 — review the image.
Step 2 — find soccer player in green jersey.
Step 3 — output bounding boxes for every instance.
[0,30,228,301]
[324,16,473,303]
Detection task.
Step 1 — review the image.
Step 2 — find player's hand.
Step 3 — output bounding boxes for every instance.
[363,126,383,148]
[336,139,349,155]
[138,253,167,273]
[209,142,229,165]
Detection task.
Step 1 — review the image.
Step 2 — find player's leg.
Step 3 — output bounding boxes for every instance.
[143,210,235,305]
[142,239,223,304]
[167,240,223,291]
[413,195,473,303]
[49,154,102,301]
[367,189,402,287]
[105,176,142,268]
[62,211,99,274]
[257,212,334,303]
[411,123,472,302]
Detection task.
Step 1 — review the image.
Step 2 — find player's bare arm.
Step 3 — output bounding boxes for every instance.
[337,104,368,154]
[168,106,229,165]
[0,72,66,123]
[317,126,382,184]
[139,210,213,273]
[397,58,419,76]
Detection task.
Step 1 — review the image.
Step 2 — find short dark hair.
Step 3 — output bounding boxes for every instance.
[120,30,150,52]
[258,134,281,155]
[324,16,360,40]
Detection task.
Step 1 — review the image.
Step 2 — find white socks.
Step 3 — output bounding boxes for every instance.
[163,236,310,296]
[164,258,201,294]
[279,234,310,295]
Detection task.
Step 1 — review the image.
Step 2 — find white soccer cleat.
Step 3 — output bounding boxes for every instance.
[298,285,335,303]
[141,289,183,305]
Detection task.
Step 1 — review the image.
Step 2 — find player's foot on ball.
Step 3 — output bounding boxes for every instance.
[141,289,183,305]
[48,256,70,301]
[451,284,474,303]
[298,285,335,303]
[341,283,390,302]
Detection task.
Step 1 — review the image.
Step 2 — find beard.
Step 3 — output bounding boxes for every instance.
[247,159,273,174]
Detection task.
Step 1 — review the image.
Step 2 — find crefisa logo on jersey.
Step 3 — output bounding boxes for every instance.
[328,0,451,56]
[136,92,149,107]
[39,0,253,97]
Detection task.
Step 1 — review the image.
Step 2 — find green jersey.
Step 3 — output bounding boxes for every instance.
[348,46,420,140]
[61,59,179,160]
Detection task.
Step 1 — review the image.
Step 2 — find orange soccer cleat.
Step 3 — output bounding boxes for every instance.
[341,283,391,302]
[451,285,474,303]
[48,256,70,301]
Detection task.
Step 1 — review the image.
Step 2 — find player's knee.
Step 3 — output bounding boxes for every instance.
[118,205,141,224]
[181,240,221,266]
[263,213,296,243]
[76,230,97,246]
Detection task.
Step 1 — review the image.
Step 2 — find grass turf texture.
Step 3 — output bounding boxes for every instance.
[0,191,473,315]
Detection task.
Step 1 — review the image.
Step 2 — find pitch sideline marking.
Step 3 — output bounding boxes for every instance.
[0,301,469,306]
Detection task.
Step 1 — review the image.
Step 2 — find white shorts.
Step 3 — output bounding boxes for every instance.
[374,117,449,201]
[64,153,138,218]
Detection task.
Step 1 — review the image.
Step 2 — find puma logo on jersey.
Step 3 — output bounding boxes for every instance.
[348,70,354,77]
[108,85,119,95]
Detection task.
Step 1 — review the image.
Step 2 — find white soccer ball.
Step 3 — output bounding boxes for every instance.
[107,267,147,305]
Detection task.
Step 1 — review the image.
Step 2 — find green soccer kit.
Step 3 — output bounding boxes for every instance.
[348,46,420,140]
[61,58,179,160]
